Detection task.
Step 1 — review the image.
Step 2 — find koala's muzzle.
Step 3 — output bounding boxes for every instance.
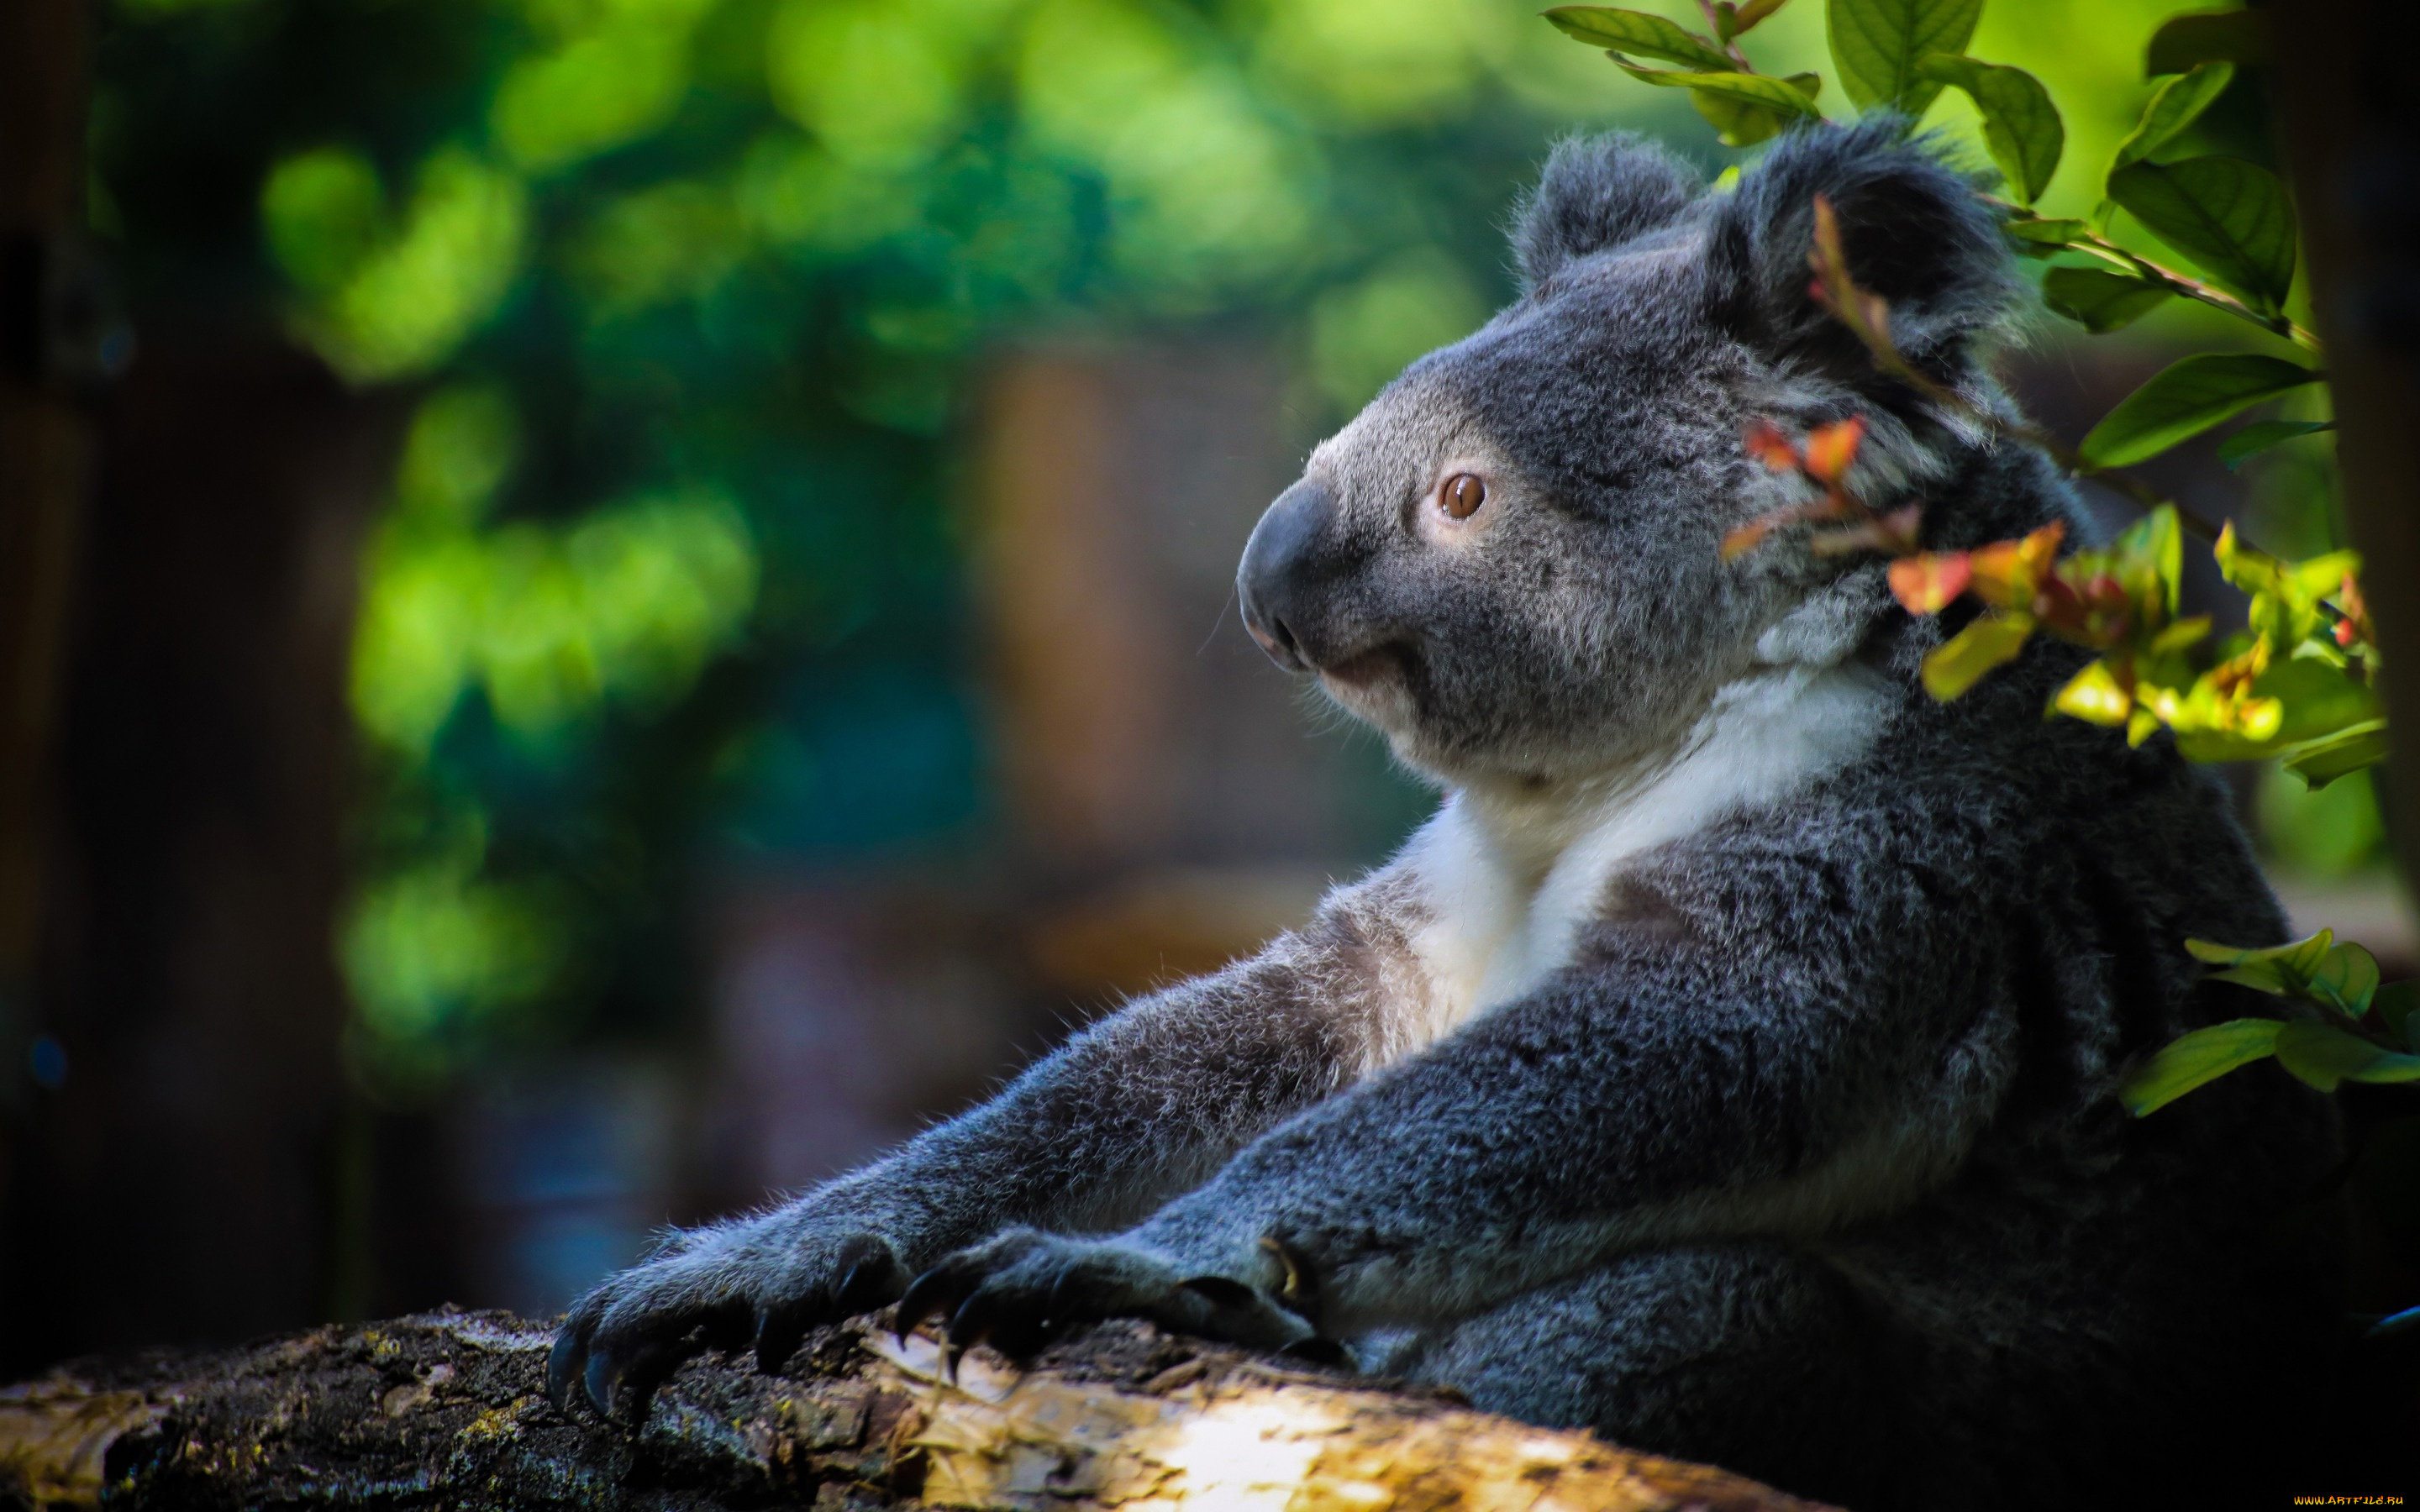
[1239,478,1356,675]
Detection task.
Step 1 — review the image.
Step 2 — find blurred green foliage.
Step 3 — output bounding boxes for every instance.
[89,0,2304,1089]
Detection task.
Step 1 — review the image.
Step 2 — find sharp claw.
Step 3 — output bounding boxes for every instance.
[896,1268,952,1344]
[755,1307,808,1376]
[835,1247,903,1315]
[584,1351,618,1418]
[547,1328,583,1411]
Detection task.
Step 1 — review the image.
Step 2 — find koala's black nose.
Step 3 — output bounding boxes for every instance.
[1238,478,1334,673]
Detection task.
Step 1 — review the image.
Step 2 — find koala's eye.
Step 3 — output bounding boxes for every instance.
[1440,473,1486,520]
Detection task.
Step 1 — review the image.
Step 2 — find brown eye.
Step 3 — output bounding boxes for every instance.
[1440,473,1486,519]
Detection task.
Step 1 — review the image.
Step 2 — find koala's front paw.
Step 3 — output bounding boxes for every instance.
[548,1218,908,1420]
[894,1228,1319,1370]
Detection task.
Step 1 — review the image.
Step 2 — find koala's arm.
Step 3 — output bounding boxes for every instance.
[908,793,2026,1344]
[549,869,1422,1409]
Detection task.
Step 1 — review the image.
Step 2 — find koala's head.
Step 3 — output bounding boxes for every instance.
[1237,120,2023,787]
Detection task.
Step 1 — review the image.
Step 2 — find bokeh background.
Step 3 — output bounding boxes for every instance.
[0,0,2396,1368]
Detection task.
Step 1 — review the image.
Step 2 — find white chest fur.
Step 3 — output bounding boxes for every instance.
[1387,663,1892,1053]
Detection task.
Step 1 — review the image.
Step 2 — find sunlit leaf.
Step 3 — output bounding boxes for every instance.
[1965,520,2065,606]
[2120,1017,2282,1115]
[2109,502,2181,616]
[2274,1020,2420,1093]
[2053,658,2132,726]
[2187,931,2338,1003]
[2282,720,2390,790]
[2078,354,2320,470]
[1914,55,2061,203]
[2148,616,2212,656]
[285,150,529,384]
[1888,551,1971,613]
[2107,158,2296,314]
[2217,419,2333,471]
[2146,9,2272,76]
[2112,63,2234,171]
[1826,0,1981,115]
[1544,8,1736,70]
[1921,610,2032,700]
[262,147,388,294]
[2042,265,2171,333]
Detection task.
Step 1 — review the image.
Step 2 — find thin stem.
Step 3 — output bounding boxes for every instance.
[1695,0,1754,69]
[2072,235,2323,349]
[1997,204,2323,350]
[1809,197,2228,543]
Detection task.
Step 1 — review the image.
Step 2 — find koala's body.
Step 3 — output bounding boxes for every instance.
[554,124,2342,1509]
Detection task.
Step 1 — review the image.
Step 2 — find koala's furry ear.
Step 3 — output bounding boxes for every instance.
[1512,133,1703,289]
[1707,118,2017,378]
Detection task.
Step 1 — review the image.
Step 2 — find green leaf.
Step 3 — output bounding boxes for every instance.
[1688,90,1793,149]
[2187,930,2333,995]
[2107,157,2296,314]
[2121,1017,2283,1115]
[1731,0,1794,34]
[2042,265,2172,333]
[2217,419,2333,471]
[1611,62,1821,146]
[1544,8,1737,70]
[2006,217,2088,256]
[2112,63,2234,170]
[1920,610,2032,700]
[2147,9,2272,76]
[2316,941,2382,1016]
[2077,353,2320,470]
[2112,500,2183,616]
[2183,655,2384,764]
[2281,719,2389,790]
[1915,55,2062,203]
[1827,0,1982,115]
[2274,1019,2420,1093]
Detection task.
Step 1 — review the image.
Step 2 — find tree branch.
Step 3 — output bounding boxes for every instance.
[0,1310,1835,1511]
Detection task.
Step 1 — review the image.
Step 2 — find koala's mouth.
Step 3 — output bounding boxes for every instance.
[1318,642,1408,692]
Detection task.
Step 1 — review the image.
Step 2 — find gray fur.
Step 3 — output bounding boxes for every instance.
[552,123,2341,1509]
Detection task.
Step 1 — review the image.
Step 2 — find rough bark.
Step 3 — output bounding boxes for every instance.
[2271,2,2420,871]
[0,1310,1830,1511]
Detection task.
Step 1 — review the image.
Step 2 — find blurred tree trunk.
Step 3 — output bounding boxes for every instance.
[0,333,411,1373]
[0,0,94,1153]
[0,1312,1831,1512]
[2272,3,2420,872]
[0,0,419,1368]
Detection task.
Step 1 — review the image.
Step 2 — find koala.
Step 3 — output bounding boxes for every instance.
[551,123,2344,1510]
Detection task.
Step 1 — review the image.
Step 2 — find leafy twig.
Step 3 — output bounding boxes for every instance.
[1807,196,2227,542]
[2001,203,2323,349]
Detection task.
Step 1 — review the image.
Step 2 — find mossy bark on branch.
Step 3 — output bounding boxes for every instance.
[0,1309,1833,1511]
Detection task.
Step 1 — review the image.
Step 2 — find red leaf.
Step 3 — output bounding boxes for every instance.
[1802,416,1865,486]
[1889,552,1972,614]
[1744,420,1801,474]
[1967,521,2067,607]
